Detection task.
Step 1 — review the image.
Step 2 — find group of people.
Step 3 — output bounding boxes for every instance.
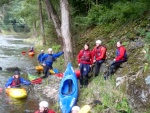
[77,40,127,87]
[4,40,127,113]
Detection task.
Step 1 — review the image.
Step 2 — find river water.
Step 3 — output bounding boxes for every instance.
[0,34,40,113]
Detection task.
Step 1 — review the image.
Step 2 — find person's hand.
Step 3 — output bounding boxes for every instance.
[7,86,11,88]
[113,59,116,62]
[93,60,96,63]
[42,63,46,66]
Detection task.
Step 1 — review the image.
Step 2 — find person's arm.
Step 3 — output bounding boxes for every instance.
[20,78,31,85]
[77,50,83,64]
[53,52,64,58]
[5,77,13,88]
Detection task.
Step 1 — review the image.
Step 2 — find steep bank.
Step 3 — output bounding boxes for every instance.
[30,11,150,113]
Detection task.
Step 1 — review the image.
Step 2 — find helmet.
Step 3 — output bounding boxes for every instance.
[96,40,101,44]
[48,48,52,52]
[41,50,44,52]
[39,101,49,108]
[72,106,80,111]
[14,71,20,75]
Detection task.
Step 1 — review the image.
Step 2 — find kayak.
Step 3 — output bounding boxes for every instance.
[5,88,27,99]
[35,65,44,71]
[35,65,58,74]
[59,62,78,113]
[28,52,35,56]
[28,73,39,81]
[79,105,91,113]
[55,70,80,79]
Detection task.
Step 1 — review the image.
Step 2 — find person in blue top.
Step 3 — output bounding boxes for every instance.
[41,48,64,78]
[38,50,44,64]
[5,71,31,88]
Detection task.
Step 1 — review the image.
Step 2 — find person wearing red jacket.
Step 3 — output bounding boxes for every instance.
[34,101,55,113]
[77,43,93,88]
[92,40,107,77]
[104,41,127,80]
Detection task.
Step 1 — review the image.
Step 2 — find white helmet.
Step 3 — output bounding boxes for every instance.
[48,48,52,52]
[39,101,49,108]
[96,40,101,44]
[72,106,80,111]
[41,50,44,52]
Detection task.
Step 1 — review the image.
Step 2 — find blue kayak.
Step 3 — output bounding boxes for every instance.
[59,62,78,113]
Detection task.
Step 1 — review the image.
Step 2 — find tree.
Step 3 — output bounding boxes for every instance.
[45,0,73,65]
[39,0,46,45]
[60,0,73,64]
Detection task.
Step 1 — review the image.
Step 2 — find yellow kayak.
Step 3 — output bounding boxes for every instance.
[35,65,55,74]
[35,65,44,71]
[5,88,27,99]
[79,105,91,113]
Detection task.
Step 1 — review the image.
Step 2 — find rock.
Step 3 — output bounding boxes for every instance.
[0,67,2,70]
[116,76,126,87]
[6,67,21,72]
[145,75,150,85]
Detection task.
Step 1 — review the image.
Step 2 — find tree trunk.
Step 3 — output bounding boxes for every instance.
[39,0,46,45]
[44,0,62,45]
[33,22,37,37]
[60,0,73,65]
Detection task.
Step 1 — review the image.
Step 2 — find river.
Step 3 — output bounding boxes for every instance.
[0,34,40,113]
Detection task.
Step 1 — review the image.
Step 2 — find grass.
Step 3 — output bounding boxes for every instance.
[78,75,132,113]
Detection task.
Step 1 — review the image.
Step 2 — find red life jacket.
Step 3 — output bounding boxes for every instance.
[11,77,20,87]
[80,50,91,62]
[94,45,106,60]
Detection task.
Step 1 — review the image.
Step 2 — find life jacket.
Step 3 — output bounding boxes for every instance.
[116,46,128,61]
[80,50,91,62]
[95,46,106,58]
[45,54,55,62]
[11,77,20,87]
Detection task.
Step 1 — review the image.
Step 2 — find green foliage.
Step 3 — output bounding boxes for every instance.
[86,1,149,25]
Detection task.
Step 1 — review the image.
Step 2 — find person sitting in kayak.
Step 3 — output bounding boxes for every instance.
[35,101,55,113]
[37,50,44,64]
[41,48,64,78]
[77,43,93,88]
[5,71,31,88]
[29,47,34,52]
[71,106,80,113]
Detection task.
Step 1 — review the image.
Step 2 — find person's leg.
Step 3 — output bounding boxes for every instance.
[41,66,50,78]
[94,61,100,77]
[104,61,125,80]
[84,74,88,87]
[94,60,104,77]
[79,64,84,88]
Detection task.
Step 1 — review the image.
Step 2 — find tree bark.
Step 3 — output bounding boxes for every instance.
[60,0,73,65]
[33,22,37,37]
[44,0,62,45]
[39,0,46,45]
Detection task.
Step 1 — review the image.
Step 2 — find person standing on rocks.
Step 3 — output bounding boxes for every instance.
[41,48,64,78]
[104,41,127,80]
[77,43,93,88]
[34,101,55,113]
[92,40,107,77]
